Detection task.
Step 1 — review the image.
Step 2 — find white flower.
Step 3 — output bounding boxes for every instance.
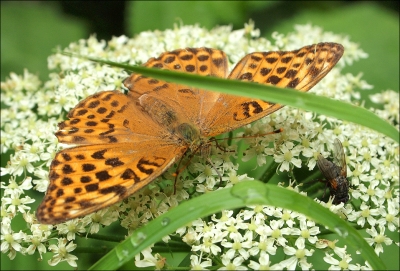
[365,225,393,255]
[56,220,88,241]
[190,253,212,270]
[218,254,247,270]
[274,209,300,228]
[291,218,320,244]
[281,238,314,270]
[316,239,347,258]
[193,161,221,190]
[1,223,26,260]
[258,220,290,247]
[87,208,118,234]
[248,234,277,257]
[370,90,399,124]
[1,176,32,197]
[2,192,35,214]
[1,22,398,270]
[24,223,51,258]
[324,252,360,270]
[135,246,166,270]
[0,69,41,93]
[48,238,78,267]
[376,199,399,231]
[221,231,253,260]
[347,202,380,227]
[248,251,282,270]
[274,141,302,172]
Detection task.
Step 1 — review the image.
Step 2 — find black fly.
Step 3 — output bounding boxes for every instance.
[316,138,349,204]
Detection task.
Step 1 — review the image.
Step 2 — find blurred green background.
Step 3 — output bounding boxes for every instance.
[1,1,399,270]
[1,1,399,96]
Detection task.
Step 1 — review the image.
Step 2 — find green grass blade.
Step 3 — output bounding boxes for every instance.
[62,54,398,143]
[88,181,385,270]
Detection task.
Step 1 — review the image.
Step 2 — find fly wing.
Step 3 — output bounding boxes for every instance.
[316,154,339,180]
[333,138,347,177]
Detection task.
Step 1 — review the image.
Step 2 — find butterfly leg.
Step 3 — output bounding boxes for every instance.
[172,151,198,194]
[206,157,223,188]
[172,157,185,194]
[212,138,236,153]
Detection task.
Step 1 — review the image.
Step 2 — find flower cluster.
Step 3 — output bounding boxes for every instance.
[1,21,398,269]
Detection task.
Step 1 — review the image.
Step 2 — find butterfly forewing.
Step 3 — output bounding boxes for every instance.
[203,42,344,136]
[37,91,185,224]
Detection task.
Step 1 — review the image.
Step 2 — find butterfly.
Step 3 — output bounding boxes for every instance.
[36,43,344,224]
[316,138,349,204]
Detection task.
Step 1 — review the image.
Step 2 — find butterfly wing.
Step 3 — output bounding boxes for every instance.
[37,91,185,224]
[203,43,344,136]
[123,44,343,137]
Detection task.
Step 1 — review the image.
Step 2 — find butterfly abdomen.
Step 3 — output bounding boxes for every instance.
[139,93,202,149]
[139,94,178,127]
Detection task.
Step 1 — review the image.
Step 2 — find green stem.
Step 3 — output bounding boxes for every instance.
[86,233,124,242]
[259,161,279,183]
[152,245,191,253]
[75,246,113,254]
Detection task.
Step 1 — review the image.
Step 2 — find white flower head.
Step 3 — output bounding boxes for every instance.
[1,22,398,270]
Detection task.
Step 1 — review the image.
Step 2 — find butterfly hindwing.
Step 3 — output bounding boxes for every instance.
[56,91,174,145]
[124,48,228,97]
[124,48,229,130]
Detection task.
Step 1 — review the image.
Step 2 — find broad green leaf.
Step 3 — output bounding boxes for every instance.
[89,181,386,270]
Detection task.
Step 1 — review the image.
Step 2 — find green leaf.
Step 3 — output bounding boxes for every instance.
[89,181,386,270]
[1,2,87,81]
[61,54,399,144]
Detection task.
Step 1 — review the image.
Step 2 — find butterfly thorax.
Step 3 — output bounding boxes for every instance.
[176,122,205,148]
[139,94,205,150]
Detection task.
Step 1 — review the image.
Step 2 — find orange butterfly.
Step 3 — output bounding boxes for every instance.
[36,43,344,224]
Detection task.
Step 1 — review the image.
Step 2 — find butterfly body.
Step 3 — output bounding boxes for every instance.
[37,44,344,224]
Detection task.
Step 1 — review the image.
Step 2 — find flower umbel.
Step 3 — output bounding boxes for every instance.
[1,21,398,269]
